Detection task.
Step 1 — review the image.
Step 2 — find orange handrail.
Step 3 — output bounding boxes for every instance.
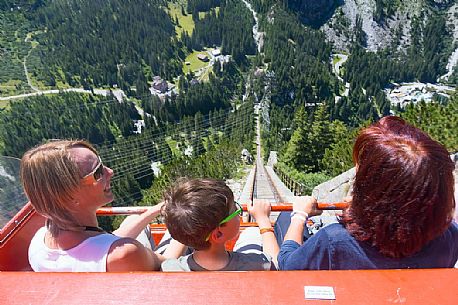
[317,202,349,210]
[96,202,348,216]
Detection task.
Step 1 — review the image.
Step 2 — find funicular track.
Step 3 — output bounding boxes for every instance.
[246,105,290,221]
[252,156,282,203]
[249,158,286,222]
[251,102,281,203]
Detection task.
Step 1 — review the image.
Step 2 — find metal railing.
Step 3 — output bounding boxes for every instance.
[273,164,306,196]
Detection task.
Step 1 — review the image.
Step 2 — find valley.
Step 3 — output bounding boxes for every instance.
[0,0,456,221]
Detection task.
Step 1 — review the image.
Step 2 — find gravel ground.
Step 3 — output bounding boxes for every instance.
[226,167,252,201]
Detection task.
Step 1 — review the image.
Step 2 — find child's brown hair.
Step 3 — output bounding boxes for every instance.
[162,178,234,250]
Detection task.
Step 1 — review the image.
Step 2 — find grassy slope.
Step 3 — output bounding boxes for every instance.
[167,2,220,79]
[183,50,209,74]
[167,2,195,38]
[0,12,30,97]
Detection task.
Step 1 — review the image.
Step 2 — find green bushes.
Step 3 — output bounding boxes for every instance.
[274,162,331,195]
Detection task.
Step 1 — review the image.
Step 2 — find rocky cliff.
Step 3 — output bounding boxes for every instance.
[321,0,457,53]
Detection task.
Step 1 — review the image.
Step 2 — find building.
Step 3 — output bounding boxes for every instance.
[151,76,168,93]
[197,54,209,62]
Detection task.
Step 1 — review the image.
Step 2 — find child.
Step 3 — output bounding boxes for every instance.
[161,178,279,271]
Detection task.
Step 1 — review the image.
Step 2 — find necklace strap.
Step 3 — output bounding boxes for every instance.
[84,226,105,232]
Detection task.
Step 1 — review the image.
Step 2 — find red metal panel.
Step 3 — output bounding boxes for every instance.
[0,269,456,304]
[1,204,456,304]
[0,202,45,271]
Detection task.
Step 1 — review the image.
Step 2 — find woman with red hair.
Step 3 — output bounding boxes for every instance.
[278,116,457,269]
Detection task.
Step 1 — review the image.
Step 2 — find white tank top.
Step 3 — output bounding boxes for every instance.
[28,226,121,272]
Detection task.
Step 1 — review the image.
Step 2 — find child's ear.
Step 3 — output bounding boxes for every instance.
[209,228,225,244]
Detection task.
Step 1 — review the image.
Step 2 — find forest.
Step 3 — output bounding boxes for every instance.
[0,56,254,230]
[186,0,256,65]
[32,0,183,88]
[0,0,456,229]
[247,1,456,188]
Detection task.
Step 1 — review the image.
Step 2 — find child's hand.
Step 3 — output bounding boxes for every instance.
[248,199,272,223]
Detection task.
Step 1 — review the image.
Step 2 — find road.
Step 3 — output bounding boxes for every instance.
[0,88,126,102]
[331,54,349,97]
[23,32,40,92]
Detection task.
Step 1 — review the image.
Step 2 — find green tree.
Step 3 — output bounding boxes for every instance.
[283,105,310,170]
[401,97,458,152]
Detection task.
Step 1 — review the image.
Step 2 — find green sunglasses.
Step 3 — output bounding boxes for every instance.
[205,201,243,241]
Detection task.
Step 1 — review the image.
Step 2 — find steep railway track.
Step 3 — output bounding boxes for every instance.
[252,151,282,203]
[247,105,289,221]
[250,157,286,222]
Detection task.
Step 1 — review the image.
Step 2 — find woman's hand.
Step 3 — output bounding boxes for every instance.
[343,195,353,206]
[288,196,322,217]
[113,202,164,239]
[143,202,164,220]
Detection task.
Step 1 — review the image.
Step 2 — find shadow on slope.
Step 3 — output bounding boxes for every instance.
[286,0,344,29]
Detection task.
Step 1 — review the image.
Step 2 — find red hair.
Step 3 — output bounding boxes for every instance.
[344,116,455,258]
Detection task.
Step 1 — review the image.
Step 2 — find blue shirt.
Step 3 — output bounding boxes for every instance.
[278,222,458,270]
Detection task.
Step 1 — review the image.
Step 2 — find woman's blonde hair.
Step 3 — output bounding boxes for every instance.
[20,140,98,236]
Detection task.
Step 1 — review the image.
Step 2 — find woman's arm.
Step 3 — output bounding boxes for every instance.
[278,230,331,270]
[283,216,307,244]
[248,199,280,266]
[113,203,188,260]
[112,203,163,238]
[278,196,325,270]
[283,196,321,245]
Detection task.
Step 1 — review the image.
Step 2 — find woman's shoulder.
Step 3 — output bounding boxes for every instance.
[30,226,47,243]
[319,222,352,240]
[106,237,157,271]
[438,221,458,243]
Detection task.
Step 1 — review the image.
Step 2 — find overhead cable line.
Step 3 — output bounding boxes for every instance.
[109,118,247,183]
[100,108,251,163]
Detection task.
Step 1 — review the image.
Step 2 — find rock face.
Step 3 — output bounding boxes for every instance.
[312,167,355,204]
[321,0,458,54]
[429,0,454,6]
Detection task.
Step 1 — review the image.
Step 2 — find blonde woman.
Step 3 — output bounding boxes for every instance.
[23,140,182,272]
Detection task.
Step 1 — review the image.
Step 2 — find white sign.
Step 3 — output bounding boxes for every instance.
[304,286,336,300]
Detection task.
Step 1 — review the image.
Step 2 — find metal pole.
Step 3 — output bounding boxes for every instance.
[96,202,348,215]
